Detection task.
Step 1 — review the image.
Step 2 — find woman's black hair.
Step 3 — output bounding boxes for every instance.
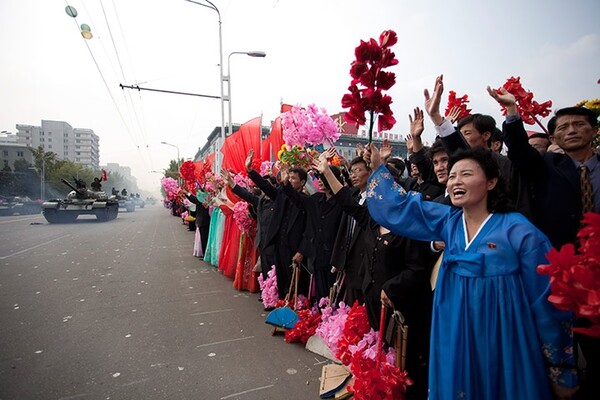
[447,147,514,213]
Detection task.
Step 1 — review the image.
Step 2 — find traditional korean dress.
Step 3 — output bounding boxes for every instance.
[366,165,577,400]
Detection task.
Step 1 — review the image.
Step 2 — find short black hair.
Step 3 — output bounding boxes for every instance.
[427,138,447,159]
[491,128,503,145]
[550,106,599,135]
[290,167,307,183]
[457,113,497,147]
[386,157,405,175]
[350,156,371,171]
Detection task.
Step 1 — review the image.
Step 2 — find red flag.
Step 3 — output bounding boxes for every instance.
[261,103,293,162]
[101,169,107,181]
[221,117,262,174]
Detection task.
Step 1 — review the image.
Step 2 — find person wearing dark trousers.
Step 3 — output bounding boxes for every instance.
[282,150,344,302]
[246,150,308,299]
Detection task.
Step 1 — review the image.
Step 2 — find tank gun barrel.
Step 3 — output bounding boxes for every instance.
[60,178,85,194]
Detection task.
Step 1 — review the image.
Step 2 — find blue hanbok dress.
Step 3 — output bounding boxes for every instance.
[366,165,577,400]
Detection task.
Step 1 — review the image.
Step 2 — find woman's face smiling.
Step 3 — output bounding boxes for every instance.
[447,158,497,211]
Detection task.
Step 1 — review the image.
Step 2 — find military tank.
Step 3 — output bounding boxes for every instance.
[110,189,135,212]
[41,178,119,223]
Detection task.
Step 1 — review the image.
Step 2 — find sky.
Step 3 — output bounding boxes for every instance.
[1,0,599,194]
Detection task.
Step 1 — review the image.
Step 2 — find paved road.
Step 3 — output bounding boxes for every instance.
[0,206,327,400]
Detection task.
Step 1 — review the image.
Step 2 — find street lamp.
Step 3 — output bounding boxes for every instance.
[160,141,181,184]
[184,0,225,173]
[225,51,266,136]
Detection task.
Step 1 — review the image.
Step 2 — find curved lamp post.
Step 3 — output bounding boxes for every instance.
[225,51,266,136]
[160,141,181,184]
[184,0,225,172]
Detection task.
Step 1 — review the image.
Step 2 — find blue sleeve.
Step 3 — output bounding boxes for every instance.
[366,164,452,242]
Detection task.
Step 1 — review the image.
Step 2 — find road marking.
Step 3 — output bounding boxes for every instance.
[190,308,233,316]
[220,385,274,399]
[0,215,44,224]
[58,394,91,400]
[0,234,70,260]
[122,378,150,387]
[195,336,255,348]
[182,290,222,296]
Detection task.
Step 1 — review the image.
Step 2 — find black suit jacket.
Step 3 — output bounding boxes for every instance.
[248,170,306,254]
[503,118,589,248]
[330,187,371,292]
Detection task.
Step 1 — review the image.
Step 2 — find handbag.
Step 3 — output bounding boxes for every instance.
[384,308,409,371]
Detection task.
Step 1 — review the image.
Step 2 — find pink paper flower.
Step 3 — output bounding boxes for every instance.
[258,266,278,309]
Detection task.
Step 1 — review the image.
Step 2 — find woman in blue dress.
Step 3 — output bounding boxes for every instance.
[362,145,577,399]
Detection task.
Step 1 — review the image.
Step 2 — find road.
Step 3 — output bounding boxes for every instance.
[0,206,327,400]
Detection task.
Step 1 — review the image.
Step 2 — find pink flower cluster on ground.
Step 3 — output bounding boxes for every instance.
[258,266,278,309]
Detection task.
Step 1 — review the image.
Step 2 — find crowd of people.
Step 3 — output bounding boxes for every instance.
[164,75,598,400]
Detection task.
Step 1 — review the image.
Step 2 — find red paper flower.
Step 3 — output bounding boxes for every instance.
[444,90,472,120]
[538,212,600,337]
[336,302,371,365]
[341,30,398,141]
[348,352,413,400]
[496,77,553,130]
[285,309,322,344]
[179,160,198,194]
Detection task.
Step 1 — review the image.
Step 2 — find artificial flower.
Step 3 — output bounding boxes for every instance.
[285,309,322,344]
[258,266,278,309]
[538,212,600,337]
[342,30,399,141]
[496,77,552,132]
[444,90,472,120]
[232,201,254,233]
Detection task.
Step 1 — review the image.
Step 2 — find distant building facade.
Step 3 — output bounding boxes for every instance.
[15,120,100,169]
[193,112,408,166]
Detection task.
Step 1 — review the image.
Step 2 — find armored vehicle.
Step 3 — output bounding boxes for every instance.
[41,178,119,223]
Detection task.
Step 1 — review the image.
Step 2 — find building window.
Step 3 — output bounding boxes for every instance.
[2,150,8,156]
[17,151,24,157]
[48,145,52,149]
[76,134,80,137]
[48,138,52,142]
[3,160,8,167]
[76,152,80,155]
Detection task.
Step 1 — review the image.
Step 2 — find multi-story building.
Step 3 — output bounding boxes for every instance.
[15,120,100,170]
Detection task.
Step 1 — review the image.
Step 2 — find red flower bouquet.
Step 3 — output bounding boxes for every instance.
[342,30,398,142]
[496,76,552,133]
[444,90,471,121]
[335,301,371,365]
[538,212,600,337]
[285,309,322,344]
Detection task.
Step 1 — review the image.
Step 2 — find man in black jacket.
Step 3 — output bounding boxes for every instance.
[246,150,308,299]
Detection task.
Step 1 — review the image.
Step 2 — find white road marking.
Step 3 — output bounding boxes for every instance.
[190,308,233,316]
[220,385,275,399]
[0,234,70,260]
[195,336,255,348]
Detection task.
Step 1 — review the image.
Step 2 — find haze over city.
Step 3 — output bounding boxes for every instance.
[1,0,598,193]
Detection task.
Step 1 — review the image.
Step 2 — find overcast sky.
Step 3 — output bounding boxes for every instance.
[1,0,598,193]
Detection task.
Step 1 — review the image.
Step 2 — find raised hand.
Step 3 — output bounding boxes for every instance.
[487,86,518,115]
[409,107,425,137]
[245,149,254,172]
[406,134,414,154]
[356,143,365,157]
[312,157,328,174]
[220,169,234,188]
[424,74,444,125]
[279,164,290,183]
[446,106,462,124]
[320,147,336,162]
[380,138,393,161]
[367,142,383,171]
